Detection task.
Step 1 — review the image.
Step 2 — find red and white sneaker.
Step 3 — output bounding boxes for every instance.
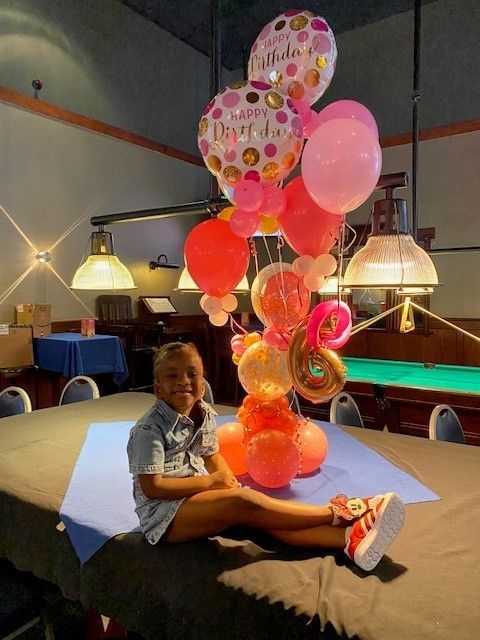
[344,492,405,571]
[329,494,384,526]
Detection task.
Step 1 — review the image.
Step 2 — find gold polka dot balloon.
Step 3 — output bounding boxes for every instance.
[248,10,337,107]
[198,80,303,187]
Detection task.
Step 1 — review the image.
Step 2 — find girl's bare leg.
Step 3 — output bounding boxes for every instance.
[165,487,343,547]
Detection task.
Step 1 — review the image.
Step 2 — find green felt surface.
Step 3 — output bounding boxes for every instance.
[343,357,480,394]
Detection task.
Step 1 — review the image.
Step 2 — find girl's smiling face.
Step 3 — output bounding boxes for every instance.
[154,347,205,416]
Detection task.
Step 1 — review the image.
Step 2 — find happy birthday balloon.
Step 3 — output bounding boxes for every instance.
[248,10,337,107]
[198,80,303,187]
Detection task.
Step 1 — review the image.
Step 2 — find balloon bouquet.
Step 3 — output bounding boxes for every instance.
[184,10,382,488]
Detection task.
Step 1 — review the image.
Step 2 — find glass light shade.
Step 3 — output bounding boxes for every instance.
[71,255,136,290]
[343,234,439,289]
[396,286,434,296]
[175,267,249,293]
[318,275,351,295]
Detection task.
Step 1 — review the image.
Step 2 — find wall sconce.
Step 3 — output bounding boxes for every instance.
[149,254,180,270]
[36,251,51,263]
[71,227,136,290]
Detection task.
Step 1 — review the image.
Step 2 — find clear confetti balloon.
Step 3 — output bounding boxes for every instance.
[238,340,292,401]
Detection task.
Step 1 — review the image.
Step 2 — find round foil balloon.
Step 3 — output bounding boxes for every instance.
[198,80,303,187]
[238,340,292,401]
[248,10,337,107]
[251,262,293,326]
[261,270,310,330]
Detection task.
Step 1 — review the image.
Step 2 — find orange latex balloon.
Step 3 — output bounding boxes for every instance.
[296,420,329,474]
[246,429,300,488]
[287,319,346,404]
[216,422,248,476]
[184,218,249,298]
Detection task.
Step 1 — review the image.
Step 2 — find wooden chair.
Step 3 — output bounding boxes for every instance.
[96,295,133,324]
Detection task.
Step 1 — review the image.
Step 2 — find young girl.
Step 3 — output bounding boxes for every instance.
[127,342,405,572]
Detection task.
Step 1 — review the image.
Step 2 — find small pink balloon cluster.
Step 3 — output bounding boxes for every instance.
[229,181,287,239]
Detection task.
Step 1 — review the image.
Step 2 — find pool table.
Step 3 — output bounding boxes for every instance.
[300,357,480,445]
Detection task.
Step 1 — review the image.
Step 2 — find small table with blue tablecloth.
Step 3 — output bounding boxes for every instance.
[34,333,128,386]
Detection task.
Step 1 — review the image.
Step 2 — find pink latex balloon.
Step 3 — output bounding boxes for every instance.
[261,185,287,218]
[217,422,248,476]
[302,118,382,215]
[233,180,264,212]
[279,176,343,257]
[184,219,250,297]
[291,98,317,138]
[246,429,300,488]
[306,300,352,350]
[231,334,246,355]
[296,420,329,475]
[229,209,259,238]
[263,327,290,351]
[310,100,379,138]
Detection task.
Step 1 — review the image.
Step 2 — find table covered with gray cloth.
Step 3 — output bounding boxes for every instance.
[0,392,478,640]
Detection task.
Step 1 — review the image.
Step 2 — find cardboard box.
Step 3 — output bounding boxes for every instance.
[15,303,51,338]
[0,324,34,369]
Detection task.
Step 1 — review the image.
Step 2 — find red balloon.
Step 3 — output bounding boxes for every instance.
[217,422,248,476]
[296,420,329,475]
[246,429,300,488]
[279,176,342,258]
[184,219,250,297]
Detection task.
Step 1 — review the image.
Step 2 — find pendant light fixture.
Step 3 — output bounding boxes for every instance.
[71,227,136,290]
[343,173,439,290]
[175,267,249,294]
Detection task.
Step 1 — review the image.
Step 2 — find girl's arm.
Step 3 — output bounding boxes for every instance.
[203,451,233,475]
[139,466,238,500]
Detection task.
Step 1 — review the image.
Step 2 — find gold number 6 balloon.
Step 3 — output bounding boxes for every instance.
[287,318,346,404]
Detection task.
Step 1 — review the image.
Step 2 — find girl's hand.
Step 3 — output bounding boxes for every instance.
[208,469,241,490]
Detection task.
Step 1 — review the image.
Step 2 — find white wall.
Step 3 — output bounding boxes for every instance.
[0,0,214,155]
